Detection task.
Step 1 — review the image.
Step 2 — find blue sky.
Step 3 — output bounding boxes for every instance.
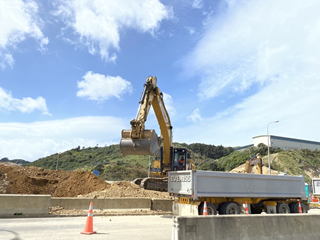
[0,0,319,161]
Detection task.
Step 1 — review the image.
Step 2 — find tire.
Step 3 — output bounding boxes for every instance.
[289,202,299,213]
[218,202,228,215]
[198,202,217,215]
[220,202,240,215]
[289,202,308,213]
[301,203,308,213]
[276,203,290,214]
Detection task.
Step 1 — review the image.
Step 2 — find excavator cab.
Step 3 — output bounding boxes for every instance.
[171,148,190,171]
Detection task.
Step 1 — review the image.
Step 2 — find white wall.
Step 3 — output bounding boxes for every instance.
[253,136,269,147]
[253,135,320,151]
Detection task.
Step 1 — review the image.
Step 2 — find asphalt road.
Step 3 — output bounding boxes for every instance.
[1,209,320,240]
[0,215,173,240]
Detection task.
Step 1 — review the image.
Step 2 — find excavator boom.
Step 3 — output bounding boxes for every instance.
[120,76,172,162]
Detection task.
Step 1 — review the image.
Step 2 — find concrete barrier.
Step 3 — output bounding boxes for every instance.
[152,199,172,211]
[0,194,51,216]
[0,195,173,216]
[172,214,320,240]
[51,197,151,210]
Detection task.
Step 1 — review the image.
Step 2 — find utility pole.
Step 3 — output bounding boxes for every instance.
[56,152,60,171]
[267,121,279,175]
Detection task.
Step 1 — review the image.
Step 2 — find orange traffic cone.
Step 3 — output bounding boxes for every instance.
[311,195,318,202]
[245,201,249,215]
[81,202,97,235]
[203,201,208,215]
[298,200,302,214]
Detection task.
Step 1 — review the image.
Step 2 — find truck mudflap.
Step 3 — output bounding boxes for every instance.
[172,202,199,216]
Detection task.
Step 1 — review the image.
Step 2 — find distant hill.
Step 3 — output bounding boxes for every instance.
[198,143,320,184]
[27,143,234,181]
[0,157,30,165]
[25,143,320,183]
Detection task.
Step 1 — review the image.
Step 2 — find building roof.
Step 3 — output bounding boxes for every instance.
[235,144,254,151]
[252,135,320,145]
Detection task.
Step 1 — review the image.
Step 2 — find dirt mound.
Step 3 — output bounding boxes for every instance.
[229,163,278,175]
[0,163,110,197]
[0,163,173,199]
[78,181,173,199]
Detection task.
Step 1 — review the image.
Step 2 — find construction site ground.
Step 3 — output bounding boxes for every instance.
[0,162,173,216]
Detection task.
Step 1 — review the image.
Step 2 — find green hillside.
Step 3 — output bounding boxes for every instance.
[0,157,30,165]
[27,143,233,181]
[198,143,320,184]
[27,142,320,183]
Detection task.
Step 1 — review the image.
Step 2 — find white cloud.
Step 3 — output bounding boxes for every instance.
[0,54,14,69]
[0,0,48,68]
[175,75,320,146]
[0,116,127,161]
[162,93,176,118]
[53,0,172,61]
[77,71,132,102]
[183,0,320,100]
[192,0,203,9]
[186,27,195,35]
[0,87,50,115]
[176,0,320,146]
[187,108,202,122]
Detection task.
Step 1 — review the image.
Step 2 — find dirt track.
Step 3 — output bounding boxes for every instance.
[0,163,173,199]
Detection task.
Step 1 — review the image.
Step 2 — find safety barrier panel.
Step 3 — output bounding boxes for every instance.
[0,195,172,217]
[172,214,320,240]
[0,194,51,216]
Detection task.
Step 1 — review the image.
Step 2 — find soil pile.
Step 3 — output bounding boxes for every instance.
[0,163,173,199]
[78,181,173,199]
[0,163,109,197]
[230,164,279,175]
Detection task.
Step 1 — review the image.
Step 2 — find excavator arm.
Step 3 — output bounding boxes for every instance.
[120,76,172,166]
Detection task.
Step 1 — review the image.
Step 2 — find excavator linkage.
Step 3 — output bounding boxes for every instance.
[120,129,160,156]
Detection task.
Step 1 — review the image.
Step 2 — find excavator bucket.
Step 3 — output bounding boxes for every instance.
[120,129,160,156]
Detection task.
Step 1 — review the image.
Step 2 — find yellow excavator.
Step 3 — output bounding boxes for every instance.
[244,153,262,174]
[120,76,195,191]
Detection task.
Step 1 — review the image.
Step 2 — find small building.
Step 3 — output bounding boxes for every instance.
[252,135,320,151]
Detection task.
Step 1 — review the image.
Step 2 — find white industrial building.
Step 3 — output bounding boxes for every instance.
[252,135,320,151]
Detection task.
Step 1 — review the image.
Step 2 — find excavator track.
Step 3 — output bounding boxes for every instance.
[132,178,143,186]
[138,177,168,192]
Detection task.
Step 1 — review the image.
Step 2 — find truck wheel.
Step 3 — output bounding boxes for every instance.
[289,202,308,213]
[221,202,240,215]
[276,203,290,214]
[198,202,217,215]
[218,202,227,215]
[289,202,299,213]
[301,203,308,213]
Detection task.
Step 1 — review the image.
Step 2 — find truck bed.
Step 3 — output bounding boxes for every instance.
[168,170,307,200]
